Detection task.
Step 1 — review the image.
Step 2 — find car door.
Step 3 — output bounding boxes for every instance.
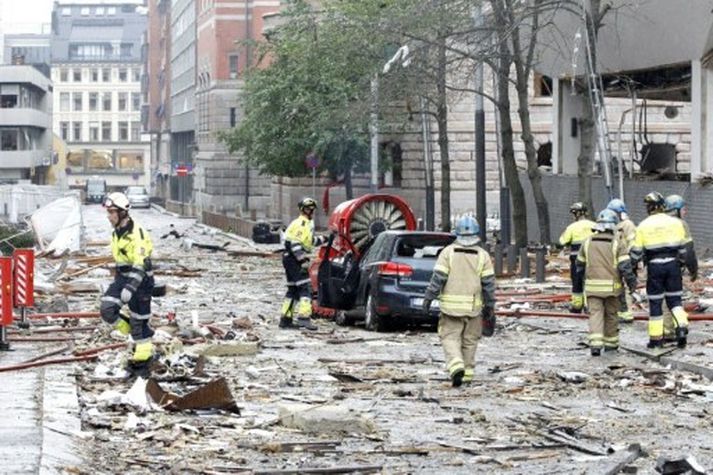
[356,233,395,308]
[316,234,361,310]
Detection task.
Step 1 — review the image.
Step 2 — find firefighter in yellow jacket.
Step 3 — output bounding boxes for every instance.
[558,202,596,313]
[606,198,637,323]
[423,216,496,387]
[630,192,689,348]
[100,192,155,376]
[662,194,698,342]
[576,209,637,356]
[280,197,328,331]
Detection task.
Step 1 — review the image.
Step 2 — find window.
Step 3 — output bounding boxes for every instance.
[1,129,18,151]
[107,6,116,15]
[102,68,110,82]
[118,68,127,82]
[101,121,112,141]
[229,108,237,127]
[96,6,104,15]
[118,93,127,111]
[89,122,99,141]
[88,150,113,170]
[131,122,141,141]
[132,93,141,111]
[60,122,69,141]
[73,122,82,142]
[102,93,112,111]
[118,121,128,141]
[73,69,81,82]
[133,68,141,82]
[228,54,239,79]
[90,69,99,82]
[81,7,89,15]
[59,93,70,111]
[89,92,98,111]
[117,151,143,170]
[60,69,68,82]
[67,151,84,168]
[1,94,17,108]
[73,92,83,111]
[61,7,71,16]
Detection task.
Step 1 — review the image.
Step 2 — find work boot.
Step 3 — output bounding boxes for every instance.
[647,339,663,349]
[590,347,602,357]
[278,317,294,329]
[604,346,619,353]
[451,368,465,387]
[662,333,677,344]
[676,327,688,349]
[295,317,318,331]
[569,306,583,314]
[126,358,153,379]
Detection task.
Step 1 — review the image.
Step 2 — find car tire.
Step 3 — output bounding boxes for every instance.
[335,310,355,327]
[364,294,388,332]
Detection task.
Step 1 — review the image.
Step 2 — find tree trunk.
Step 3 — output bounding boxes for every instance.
[515,75,550,243]
[344,165,353,200]
[578,109,594,214]
[496,56,528,248]
[436,35,451,232]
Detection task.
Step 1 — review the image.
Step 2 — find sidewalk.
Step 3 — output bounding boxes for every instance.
[0,343,83,474]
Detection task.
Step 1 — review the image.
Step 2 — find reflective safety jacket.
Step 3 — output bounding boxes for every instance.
[630,213,686,265]
[617,218,637,251]
[284,215,327,262]
[576,231,633,298]
[426,243,495,317]
[675,217,698,276]
[559,219,596,255]
[111,219,153,290]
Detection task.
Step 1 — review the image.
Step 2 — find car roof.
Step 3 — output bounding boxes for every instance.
[378,230,453,238]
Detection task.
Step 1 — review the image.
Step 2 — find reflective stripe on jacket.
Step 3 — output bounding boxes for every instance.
[577,232,628,298]
[630,213,686,261]
[433,244,494,317]
[111,219,153,287]
[559,219,596,254]
[284,215,327,261]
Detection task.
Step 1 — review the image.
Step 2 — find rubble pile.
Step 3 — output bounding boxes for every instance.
[4,206,713,473]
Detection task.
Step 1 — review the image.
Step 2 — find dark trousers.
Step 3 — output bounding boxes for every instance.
[282,254,311,317]
[570,254,584,294]
[646,260,683,317]
[100,274,154,341]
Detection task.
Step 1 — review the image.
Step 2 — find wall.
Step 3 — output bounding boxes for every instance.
[519,172,713,250]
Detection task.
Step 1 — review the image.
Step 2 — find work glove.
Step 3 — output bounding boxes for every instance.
[630,291,644,305]
[120,287,133,304]
[690,270,698,282]
[482,307,496,337]
[422,299,432,315]
[300,259,310,272]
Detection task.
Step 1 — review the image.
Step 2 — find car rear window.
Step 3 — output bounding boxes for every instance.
[394,235,455,259]
[127,187,146,195]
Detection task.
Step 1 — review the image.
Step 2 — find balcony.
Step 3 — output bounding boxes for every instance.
[0,150,50,168]
[0,108,50,129]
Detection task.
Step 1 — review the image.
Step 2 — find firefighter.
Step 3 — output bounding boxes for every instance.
[607,198,637,323]
[558,202,596,313]
[662,194,698,342]
[630,192,689,348]
[279,197,328,331]
[100,192,155,376]
[576,209,637,356]
[423,216,496,387]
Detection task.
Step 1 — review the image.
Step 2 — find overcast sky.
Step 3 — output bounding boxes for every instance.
[1,0,55,34]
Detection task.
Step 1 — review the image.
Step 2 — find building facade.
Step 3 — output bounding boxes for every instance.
[50,1,150,191]
[192,0,278,214]
[169,0,195,203]
[3,33,52,77]
[0,65,53,183]
[143,0,172,200]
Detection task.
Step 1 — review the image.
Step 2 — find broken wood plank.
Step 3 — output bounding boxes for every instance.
[59,262,109,280]
[603,444,645,475]
[253,465,383,474]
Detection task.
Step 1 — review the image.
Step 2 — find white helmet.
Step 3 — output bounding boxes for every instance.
[103,192,131,211]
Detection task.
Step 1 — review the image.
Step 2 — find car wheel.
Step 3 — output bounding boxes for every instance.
[335,310,354,327]
[364,295,387,332]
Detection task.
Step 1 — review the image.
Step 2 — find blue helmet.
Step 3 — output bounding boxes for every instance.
[664,194,685,213]
[455,216,479,237]
[607,198,627,214]
[596,209,620,230]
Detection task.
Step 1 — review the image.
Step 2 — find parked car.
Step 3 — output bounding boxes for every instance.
[125,186,150,209]
[327,230,456,331]
[85,178,106,204]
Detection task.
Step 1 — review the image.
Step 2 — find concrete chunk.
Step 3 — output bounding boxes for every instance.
[278,403,377,435]
[194,341,260,357]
